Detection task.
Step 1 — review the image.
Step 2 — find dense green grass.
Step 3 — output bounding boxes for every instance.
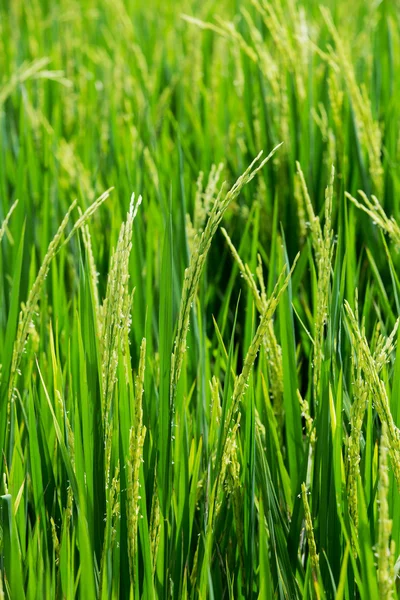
[1,0,400,597]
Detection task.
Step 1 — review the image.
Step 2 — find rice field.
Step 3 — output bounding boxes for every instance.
[1,0,400,598]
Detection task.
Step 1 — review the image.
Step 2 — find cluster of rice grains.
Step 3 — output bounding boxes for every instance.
[2,0,400,598]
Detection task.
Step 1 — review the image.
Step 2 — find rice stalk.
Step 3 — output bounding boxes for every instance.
[345,190,400,249]
[241,9,279,100]
[221,227,284,430]
[99,463,121,598]
[0,57,71,105]
[149,472,161,577]
[215,414,241,520]
[297,162,334,400]
[320,6,383,194]
[62,188,112,248]
[8,190,111,408]
[311,103,337,173]
[346,348,368,535]
[250,0,306,102]
[126,338,147,587]
[294,174,307,244]
[171,144,283,403]
[8,199,75,405]
[218,253,299,500]
[50,517,60,566]
[297,390,316,448]
[110,465,121,551]
[182,14,257,63]
[186,163,224,254]
[101,194,142,487]
[79,212,100,319]
[313,165,334,399]
[196,252,298,592]
[226,440,245,589]
[240,3,307,149]
[227,253,298,430]
[345,301,400,489]
[377,422,395,600]
[347,333,368,517]
[301,482,320,584]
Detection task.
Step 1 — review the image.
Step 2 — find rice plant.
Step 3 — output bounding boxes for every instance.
[1,0,400,598]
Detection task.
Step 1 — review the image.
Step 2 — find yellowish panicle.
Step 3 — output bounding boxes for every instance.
[171,145,283,404]
[102,194,142,489]
[221,227,284,429]
[110,464,121,550]
[126,338,147,587]
[297,390,316,447]
[345,190,400,250]
[99,463,121,598]
[321,7,383,195]
[62,188,112,248]
[227,446,246,587]
[0,57,70,105]
[346,352,368,534]
[216,415,241,521]
[9,200,76,404]
[297,162,335,400]
[377,423,395,600]
[79,214,100,321]
[220,253,299,467]
[149,473,161,577]
[9,189,111,408]
[251,0,306,101]
[301,482,320,582]
[56,140,95,202]
[183,14,257,63]
[65,486,73,538]
[345,301,400,489]
[186,163,224,255]
[296,161,323,254]
[50,517,60,566]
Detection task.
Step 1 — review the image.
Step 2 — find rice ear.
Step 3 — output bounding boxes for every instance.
[171,145,283,403]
